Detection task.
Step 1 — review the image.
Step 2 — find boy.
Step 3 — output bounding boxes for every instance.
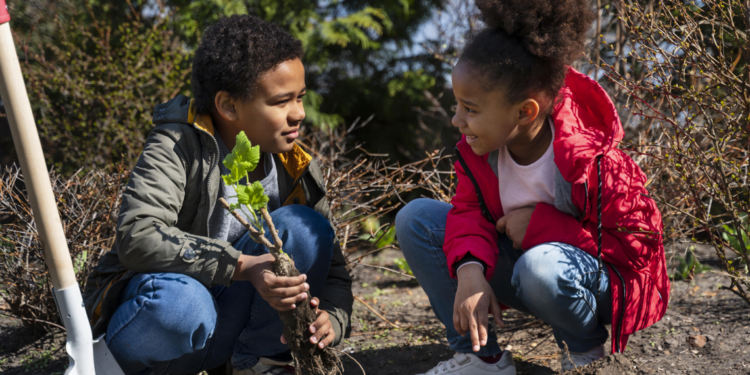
[83,15,353,375]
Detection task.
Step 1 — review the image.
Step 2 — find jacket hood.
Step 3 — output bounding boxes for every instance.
[153,94,215,136]
[551,67,624,184]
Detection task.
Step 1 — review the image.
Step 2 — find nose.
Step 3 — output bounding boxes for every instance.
[451,112,464,129]
[290,100,305,124]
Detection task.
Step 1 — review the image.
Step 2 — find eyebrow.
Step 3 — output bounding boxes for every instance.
[460,99,478,107]
[270,87,306,100]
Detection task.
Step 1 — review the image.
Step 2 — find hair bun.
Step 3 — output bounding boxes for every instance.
[475,0,593,64]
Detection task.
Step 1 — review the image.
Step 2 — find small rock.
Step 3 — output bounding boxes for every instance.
[705,335,715,342]
[664,350,671,355]
[664,338,678,348]
[687,335,707,348]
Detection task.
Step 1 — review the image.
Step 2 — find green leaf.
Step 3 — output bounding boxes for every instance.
[376,226,397,248]
[393,257,413,276]
[686,250,696,270]
[236,181,269,211]
[222,131,261,185]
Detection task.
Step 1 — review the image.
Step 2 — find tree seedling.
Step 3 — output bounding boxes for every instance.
[219,131,342,375]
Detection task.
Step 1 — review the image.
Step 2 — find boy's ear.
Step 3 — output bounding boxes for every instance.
[517,99,540,126]
[214,91,238,122]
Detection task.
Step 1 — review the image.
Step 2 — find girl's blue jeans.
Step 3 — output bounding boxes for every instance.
[105,205,334,375]
[395,199,612,356]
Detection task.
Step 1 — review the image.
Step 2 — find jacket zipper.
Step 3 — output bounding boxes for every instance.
[454,147,494,224]
[457,145,626,353]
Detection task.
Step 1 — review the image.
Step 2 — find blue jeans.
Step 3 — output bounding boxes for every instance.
[395,199,612,355]
[105,205,334,375]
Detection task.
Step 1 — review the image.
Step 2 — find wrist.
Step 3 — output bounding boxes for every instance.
[456,263,484,280]
[232,254,257,281]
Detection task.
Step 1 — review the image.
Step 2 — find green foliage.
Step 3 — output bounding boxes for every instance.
[722,215,749,273]
[359,217,397,249]
[393,257,413,276]
[672,246,712,281]
[17,9,191,174]
[387,69,437,100]
[221,131,271,237]
[722,216,749,257]
[221,132,261,186]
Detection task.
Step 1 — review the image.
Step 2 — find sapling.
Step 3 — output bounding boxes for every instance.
[219,131,342,375]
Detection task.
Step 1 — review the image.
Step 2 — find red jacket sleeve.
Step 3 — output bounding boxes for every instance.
[444,159,499,280]
[522,150,662,271]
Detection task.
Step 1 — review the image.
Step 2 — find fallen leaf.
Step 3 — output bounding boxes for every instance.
[406,290,413,295]
[692,327,700,332]
[687,335,707,348]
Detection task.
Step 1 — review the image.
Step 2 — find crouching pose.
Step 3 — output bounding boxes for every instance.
[83,15,352,375]
[396,0,669,374]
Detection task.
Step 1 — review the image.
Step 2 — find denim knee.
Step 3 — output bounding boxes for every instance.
[511,245,567,307]
[269,204,334,273]
[395,198,444,257]
[108,273,217,352]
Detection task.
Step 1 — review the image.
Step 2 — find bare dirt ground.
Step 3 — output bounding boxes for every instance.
[1,244,749,375]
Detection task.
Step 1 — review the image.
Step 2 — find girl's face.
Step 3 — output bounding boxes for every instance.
[215,58,306,154]
[451,60,536,156]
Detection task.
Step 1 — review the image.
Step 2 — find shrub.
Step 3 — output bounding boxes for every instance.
[0,165,127,331]
[602,0,750,305]
[18,12,190,175]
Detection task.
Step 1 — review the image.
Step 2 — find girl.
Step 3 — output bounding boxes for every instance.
[396,1,669,374]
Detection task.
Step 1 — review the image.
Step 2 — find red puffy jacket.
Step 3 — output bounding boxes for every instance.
[444,67,669,353]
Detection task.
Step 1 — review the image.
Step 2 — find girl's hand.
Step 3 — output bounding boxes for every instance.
[453,264,504,352]
[496,207,535,249]
[280,297,336,349]
[235,253,310,311]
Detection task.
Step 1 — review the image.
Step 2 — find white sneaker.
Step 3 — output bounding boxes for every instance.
[560,344,605,371]
[232,357,295,375]
[417,351,516,375]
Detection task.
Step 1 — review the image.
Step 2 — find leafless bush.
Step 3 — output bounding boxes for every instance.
[0,165,127,330]
[298,123,455,272]
[601,0,749,305]
[0,125,455,330]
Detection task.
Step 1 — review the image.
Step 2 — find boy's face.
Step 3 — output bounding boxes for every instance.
[216,58,306,154]
[450,60,532,156]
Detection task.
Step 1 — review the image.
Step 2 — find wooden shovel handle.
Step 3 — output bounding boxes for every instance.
[0,10,77,290]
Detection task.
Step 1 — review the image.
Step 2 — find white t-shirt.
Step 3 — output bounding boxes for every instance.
[497,121,556,214]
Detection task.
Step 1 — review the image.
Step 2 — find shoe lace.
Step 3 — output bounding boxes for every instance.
[426,356,461,374]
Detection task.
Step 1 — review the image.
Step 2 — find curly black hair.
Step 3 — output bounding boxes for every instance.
[461,0,593,105]
[191,15,304,115]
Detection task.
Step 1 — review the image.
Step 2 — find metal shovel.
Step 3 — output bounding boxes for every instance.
[0,2,124,374]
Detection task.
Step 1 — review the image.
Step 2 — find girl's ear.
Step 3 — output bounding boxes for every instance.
[517,99,540,126]
[214,91,238,122]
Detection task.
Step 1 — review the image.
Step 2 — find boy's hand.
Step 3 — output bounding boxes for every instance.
[235,253,309,311]
[496,207,535,249]
[281,297,335,349]
[454,264,504,352]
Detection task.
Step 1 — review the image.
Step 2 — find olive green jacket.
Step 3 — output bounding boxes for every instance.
[82,95,353,344]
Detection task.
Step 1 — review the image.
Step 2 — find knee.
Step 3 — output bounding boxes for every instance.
[272,205,334,269]
[272,205,334,243]
[395,198,445,256]
[129,274,216,346]
[512,245,566,299]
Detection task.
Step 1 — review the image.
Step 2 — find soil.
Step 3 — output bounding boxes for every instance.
[1,244,749,375]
